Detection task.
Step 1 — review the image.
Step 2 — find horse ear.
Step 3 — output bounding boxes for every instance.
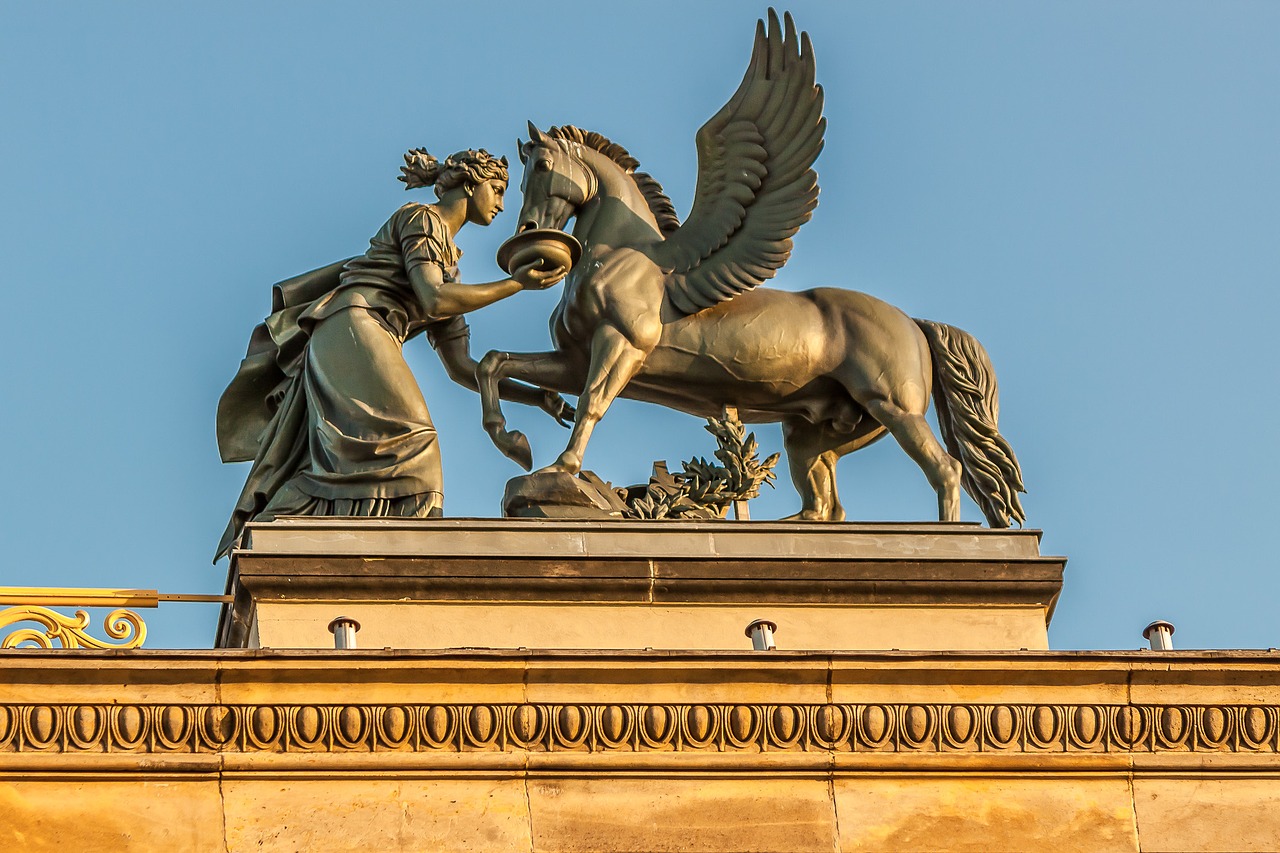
[516,139,527,164]
[527,120,548,144]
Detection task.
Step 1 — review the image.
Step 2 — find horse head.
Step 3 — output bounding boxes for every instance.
[515,121,597,234]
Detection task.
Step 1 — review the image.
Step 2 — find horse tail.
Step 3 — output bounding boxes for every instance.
[914,319,1026,528]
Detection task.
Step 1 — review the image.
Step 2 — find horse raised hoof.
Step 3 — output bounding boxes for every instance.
[495,429,534,472]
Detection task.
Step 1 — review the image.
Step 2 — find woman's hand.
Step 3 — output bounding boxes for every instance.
[540,390,576,427]
[513,260,568,290]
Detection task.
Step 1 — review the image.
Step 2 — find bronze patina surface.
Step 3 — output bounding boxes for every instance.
[503,412,779,519]
[477,11,1025,527]
[496,228,583,278]
[215,150,572,559]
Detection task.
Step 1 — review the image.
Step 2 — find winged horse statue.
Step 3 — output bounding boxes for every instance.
[477,10,1025,526]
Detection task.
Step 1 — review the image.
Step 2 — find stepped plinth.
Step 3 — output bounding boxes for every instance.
[217,519,1064,651]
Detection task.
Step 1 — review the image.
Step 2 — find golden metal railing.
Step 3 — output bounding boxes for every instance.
[0,587,232,649]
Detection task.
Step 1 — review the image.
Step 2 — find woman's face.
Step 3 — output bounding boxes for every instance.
[466,178,507,226]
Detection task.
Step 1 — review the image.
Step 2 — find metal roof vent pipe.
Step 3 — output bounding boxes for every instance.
[1143,620,1175,651]
[328,616,361,650]
[745,618,778,651]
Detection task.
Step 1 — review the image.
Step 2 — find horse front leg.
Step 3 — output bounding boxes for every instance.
[547,323,651,475]
[477,349,585,471]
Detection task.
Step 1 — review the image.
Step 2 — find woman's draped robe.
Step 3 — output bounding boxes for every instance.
[216,204,469,559]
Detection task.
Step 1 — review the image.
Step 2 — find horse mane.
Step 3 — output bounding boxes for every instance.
[548,125,680,235]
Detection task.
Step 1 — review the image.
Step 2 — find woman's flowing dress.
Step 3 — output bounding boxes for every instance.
[216,203,469,559]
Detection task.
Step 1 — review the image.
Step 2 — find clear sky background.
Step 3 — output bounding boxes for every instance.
[1,1,1276,650]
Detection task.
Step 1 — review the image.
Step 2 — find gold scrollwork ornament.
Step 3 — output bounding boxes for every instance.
[0,606,147,649]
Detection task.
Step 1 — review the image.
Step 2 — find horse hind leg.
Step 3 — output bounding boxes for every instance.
[781,417,886,521]
[782,419,843,521]
[861,398,963,522]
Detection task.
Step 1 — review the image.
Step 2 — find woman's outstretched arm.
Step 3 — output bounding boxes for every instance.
[408,262,565,319]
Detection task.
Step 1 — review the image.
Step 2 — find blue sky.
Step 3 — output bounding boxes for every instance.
[1,1,1277,650]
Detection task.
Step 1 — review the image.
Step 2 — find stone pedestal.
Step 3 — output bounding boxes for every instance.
[12,520,1280,851]
[217,519,1064,651]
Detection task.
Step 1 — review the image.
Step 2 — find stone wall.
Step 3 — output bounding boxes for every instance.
[3,649,1279,851]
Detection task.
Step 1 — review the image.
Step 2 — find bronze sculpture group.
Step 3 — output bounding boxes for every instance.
[217,10,1024,556]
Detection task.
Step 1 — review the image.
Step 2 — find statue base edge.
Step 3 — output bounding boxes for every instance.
[218,518,1064,653]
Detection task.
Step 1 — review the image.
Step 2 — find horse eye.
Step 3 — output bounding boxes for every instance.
[535,158,553,172]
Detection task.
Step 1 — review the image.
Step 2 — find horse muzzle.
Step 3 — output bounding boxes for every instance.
[517,197,575,234]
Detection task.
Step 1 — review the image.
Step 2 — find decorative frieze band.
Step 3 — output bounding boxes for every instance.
[0,703,1275,755]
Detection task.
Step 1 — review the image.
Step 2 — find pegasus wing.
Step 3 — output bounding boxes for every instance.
[654,9,825,316]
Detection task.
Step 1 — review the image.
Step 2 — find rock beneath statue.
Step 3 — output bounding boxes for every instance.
[502,470,631,519]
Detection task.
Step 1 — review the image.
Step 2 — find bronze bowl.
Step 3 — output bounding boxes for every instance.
[496,229,583,276]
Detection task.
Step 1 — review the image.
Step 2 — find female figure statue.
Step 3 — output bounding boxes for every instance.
[215,147,570,559]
